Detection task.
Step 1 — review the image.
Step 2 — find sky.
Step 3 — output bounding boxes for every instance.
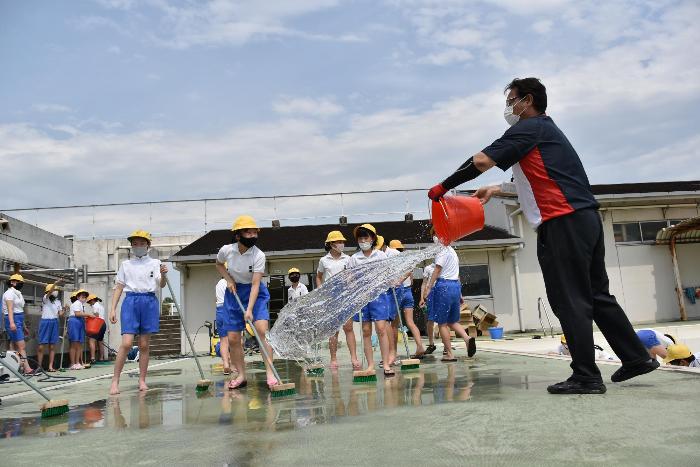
[1,0,699,237]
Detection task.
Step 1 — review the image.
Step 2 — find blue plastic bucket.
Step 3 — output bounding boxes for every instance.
[488,327,504,340]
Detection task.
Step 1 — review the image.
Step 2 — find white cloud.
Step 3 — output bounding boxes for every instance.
[273,96,344,117]
[107,45,122,54]
[418,48,473,65]
[32,103,73,113]
[94,0,136,9]
[531,19,552,34]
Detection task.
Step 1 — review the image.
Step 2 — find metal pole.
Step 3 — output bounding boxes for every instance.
[164,277,206,380]
[670,237,688,321]
[0,355,52,402]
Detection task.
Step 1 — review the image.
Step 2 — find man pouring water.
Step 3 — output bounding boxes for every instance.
[428,77,658,394]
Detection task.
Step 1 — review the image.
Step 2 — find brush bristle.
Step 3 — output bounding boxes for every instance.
[352,375,377,383]
[306,367,324,376]
[270,383,297,397]
[40,400,69,418]
[196,379,212,391]
[401,364,420,371]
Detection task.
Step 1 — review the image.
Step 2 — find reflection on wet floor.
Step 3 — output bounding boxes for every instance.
[0,357,549,440]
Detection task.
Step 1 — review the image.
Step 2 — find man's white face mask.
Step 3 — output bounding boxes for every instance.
[504,96,526,126]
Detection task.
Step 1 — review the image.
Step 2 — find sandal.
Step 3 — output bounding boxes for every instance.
[425,344,436,355]
[411,353,426,360]
[441,357,458,363]
[228,378,247,390]
[383,369,396,377]
[223,367,232,375]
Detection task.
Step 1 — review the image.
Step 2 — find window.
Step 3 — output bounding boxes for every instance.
[459,264,491,297]
[613,220,685,243]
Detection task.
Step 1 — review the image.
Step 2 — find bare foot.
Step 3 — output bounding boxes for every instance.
[109,382,121,395]
[139,381,149,391]
[330,360,339,369]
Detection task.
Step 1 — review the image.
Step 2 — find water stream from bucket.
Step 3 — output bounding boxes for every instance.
[268,243,444,361]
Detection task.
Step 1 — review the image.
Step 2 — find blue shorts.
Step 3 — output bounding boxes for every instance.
[221,283,270,333]
[68,316,85,343]
[121,292,160,335]
[400,286,415,310]
[3,313,25,342]
[426,293,436,321]
[215,305,226,337]
[39,318,59,345]
[353,291,391,322]
[387,288,400,321]
[636,330,661,349]
[432,279,461,325]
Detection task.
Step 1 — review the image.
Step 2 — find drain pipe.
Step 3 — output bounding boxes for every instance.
[508,208,525,332]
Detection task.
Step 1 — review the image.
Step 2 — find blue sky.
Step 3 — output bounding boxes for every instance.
[1,0,699,236]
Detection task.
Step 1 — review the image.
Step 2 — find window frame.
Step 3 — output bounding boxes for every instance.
[458,263,492,298]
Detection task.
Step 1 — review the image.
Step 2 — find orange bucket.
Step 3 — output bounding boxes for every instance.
[85,316,105,337]
[431,195,485,245]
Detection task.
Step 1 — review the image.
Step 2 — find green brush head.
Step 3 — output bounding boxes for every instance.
[270,387,297,398]
[41,404,69,418]
[352,374,377,384]
[401,364,420,371]
[306,368,324,376]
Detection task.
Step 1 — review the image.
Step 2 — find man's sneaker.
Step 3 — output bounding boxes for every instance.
[611,359,659,383]
[547,379,607,394]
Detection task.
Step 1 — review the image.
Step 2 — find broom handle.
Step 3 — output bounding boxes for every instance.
[59,315,68,369]
[0,355,51,402]
[231,289,282,383]
[391,288,412,359]
[165,277,206,380]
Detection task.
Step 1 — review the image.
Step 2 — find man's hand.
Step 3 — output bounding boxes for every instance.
[472,185,501,205]
[428,183,448,201]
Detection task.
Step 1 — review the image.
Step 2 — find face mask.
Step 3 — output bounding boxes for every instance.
[132,246,149,258]
[504,96,526,126]
[52,291,59,297]
[289,275,300,283]
[239,236,257,248]
[358,241,372,251]
[13,283,24,291]
[332,243,345,252]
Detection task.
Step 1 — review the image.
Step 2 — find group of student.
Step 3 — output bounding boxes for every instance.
[2,275,106,373]
[213,216,477,390]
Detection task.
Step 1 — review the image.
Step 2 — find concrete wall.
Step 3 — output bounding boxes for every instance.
[0,212,72,269]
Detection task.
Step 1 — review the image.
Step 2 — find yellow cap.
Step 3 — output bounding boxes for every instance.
[127,229,152,244]
[375,236,385,250]
[560,335,567,344]
[288,268,300,275]
[87,294,100,302]
[9,274,24,282]
[70,291,78,299]
[389,240,404,250]
[45,283,58,293]
[665,343,693,363]
[325,230,347,243]
[231,215,259,232]
[353,223,377,239]
[75,289,89,298]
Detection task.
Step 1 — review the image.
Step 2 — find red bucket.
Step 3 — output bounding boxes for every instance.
[431,195,485,245]
[85,316,105,337]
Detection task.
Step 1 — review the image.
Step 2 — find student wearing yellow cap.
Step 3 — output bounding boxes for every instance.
[377,236,401,366]
[216,215,274,390]
[348,224,394,377]
[68,289,90,370]
[3,274,34,374]
[316,230,357,370]
[109,230,168,394]
[665,344,700,368]
[287,268,308,303]
[87,294,107,363]
[389,240,426,358]
[37,281,64,371]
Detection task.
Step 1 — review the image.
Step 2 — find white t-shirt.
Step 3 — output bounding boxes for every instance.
[423,264,435,283]
[317,252,350,282]
[384,247,400,258]
[2,288,24,315]
[116,256,162,293]
[69,300,85,318]
[689,355,700,368]
[216,243,266,284]
[215,278,227,306]
[288,283,308,302]
[41,295,61,319]
[92,301,105,320]
[348,249,387,268]
[435,246,460,280]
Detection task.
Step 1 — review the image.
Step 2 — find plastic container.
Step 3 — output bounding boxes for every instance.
[488,326,504,340]
[431,195,485,245]
[85,316,105,337]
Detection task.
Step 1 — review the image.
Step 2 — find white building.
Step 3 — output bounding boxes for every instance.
[169,181,700,353]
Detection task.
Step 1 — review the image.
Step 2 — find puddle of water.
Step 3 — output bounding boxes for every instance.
[0,358,547,440]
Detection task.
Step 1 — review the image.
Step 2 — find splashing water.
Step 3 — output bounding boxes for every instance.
[268,243,444,361]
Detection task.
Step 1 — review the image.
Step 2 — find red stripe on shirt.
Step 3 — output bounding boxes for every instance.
[519,146,574,222]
